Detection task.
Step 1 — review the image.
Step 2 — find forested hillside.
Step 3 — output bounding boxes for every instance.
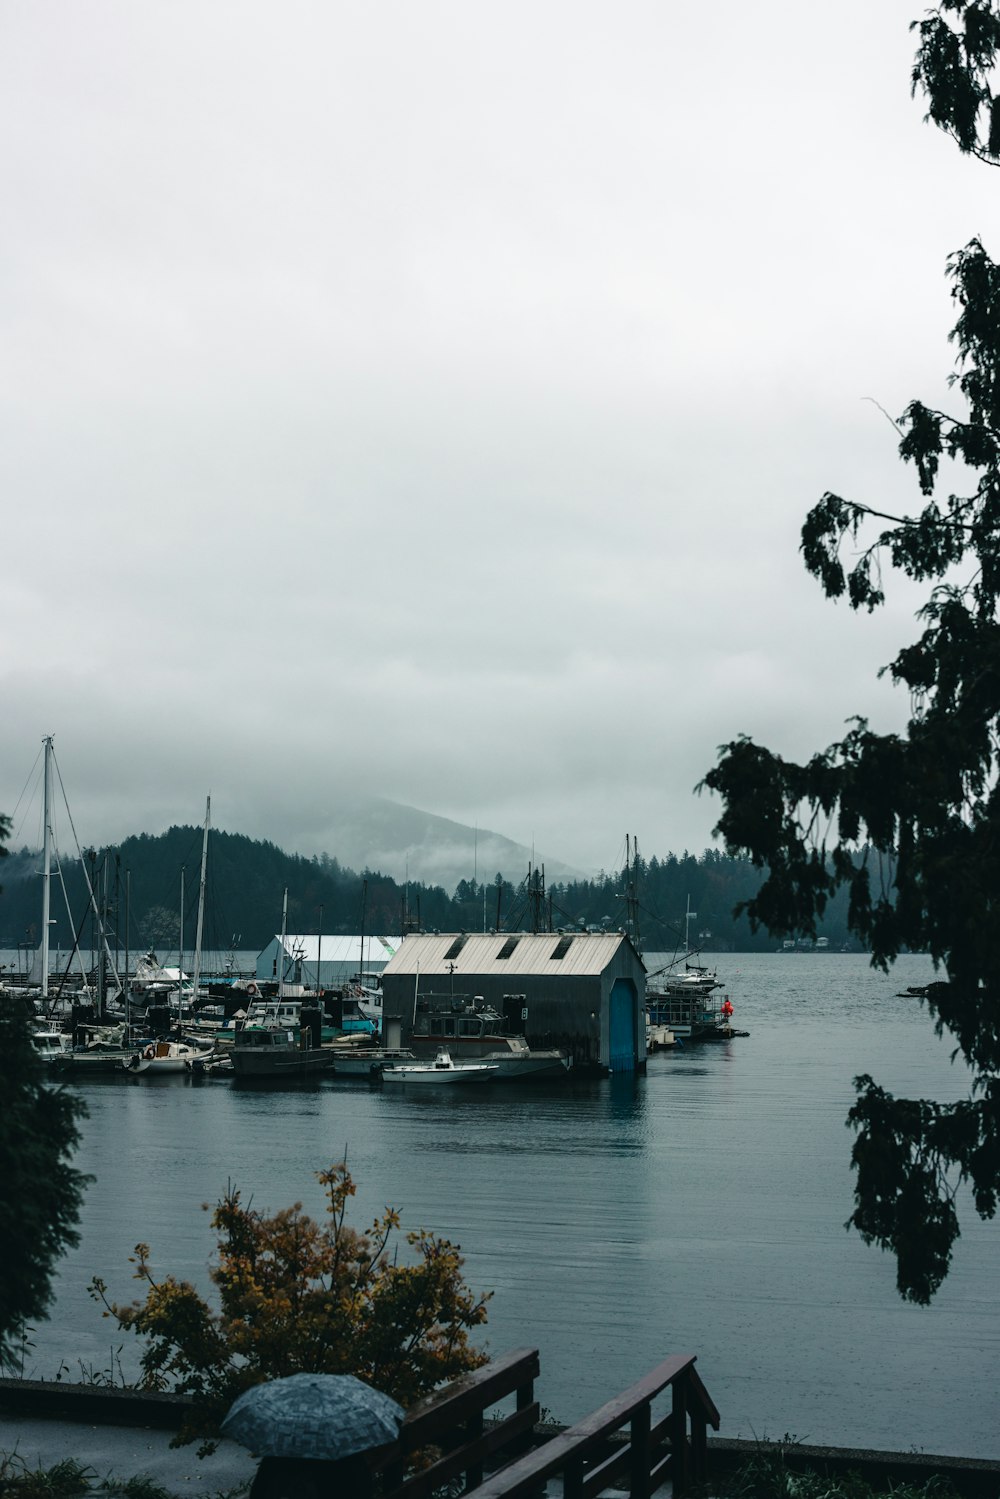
[0,826,860,956]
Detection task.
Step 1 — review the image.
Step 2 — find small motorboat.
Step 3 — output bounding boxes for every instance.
[380,1046,499,1085]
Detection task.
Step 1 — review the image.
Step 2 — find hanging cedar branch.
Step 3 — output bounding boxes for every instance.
[700,6,1000,1304]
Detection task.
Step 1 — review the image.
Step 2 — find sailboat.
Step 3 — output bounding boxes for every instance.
[124,798,216,1076]
[27,736,124,1022]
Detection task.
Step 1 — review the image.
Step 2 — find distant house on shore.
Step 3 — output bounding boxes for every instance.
[379,930,646,1074]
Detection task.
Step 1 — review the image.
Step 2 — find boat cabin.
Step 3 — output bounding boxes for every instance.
[234,1025,298,1050]
[30,1029,71,1062]
[412,995,524,1053]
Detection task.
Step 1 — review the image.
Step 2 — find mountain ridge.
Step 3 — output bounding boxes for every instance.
[307,796,587,890]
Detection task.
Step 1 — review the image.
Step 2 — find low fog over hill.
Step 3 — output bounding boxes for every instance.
[311,797,587,892]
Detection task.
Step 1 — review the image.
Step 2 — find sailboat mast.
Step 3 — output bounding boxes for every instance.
[178,866,185,1028]
[278,887,288,1000]
[190,797,210,1016]
[125,868,131,1037]
[364,875,371,995]
[40,735,53,1000]
[633,834,641,950]
[317,905,323,999]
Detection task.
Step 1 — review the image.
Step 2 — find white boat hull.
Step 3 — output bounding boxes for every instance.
[381,1064,498,1084]
[124,1040,215,1074]
[381,1048,498,1084]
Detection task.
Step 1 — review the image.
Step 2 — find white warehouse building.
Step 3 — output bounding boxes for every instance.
[255,934,400,989]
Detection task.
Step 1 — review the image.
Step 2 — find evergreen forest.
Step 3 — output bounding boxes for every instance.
[0,825,864,963]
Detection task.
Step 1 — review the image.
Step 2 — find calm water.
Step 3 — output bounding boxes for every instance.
[23,954,999,1459]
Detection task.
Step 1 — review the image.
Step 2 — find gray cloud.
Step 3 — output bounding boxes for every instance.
[0,0,977,879]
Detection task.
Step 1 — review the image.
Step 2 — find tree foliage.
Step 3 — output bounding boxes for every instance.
[90,1162,491,1451]
[0,1013,91,1369]
[0,807,90,1368]
[702,4,1000,1304]
[911,0,1000,161]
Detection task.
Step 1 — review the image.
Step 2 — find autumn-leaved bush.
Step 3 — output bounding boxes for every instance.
[90,1162,491,1451]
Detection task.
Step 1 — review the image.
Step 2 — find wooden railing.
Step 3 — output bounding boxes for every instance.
[468,1353,719,1499]
[379,1347,541,1499]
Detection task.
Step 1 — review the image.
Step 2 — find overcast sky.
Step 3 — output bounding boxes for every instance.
[1,1,993,878]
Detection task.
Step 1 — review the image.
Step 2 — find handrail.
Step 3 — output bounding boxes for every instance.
[378,1348,541,1499]
[469,1353,719,1499]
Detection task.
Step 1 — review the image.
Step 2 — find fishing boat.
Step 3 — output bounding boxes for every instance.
[646,965,745,1040]
[644,897,739,1039]
[229,1023,336,1079]
[645,967,733,1040]
[226,888,338,1079]
[409,994,571,1079]
[380,1047,499,1085]
[233,992,376,1042]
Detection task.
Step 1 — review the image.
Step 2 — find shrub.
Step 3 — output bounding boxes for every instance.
[90,1161,491,1451]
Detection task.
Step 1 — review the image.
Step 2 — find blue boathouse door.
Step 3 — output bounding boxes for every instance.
[608,979,637,1072]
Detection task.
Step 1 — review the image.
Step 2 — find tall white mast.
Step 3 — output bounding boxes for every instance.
[177,867,185,1027]
[317,904,323,998]
[190,797,210,1015]
[40,735,53,1000]
[685,896,696,955]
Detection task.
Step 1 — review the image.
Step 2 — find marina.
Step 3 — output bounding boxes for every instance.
[6,746,721,1078]
[14,952,998,1463]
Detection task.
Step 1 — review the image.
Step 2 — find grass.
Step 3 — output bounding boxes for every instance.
[719,1442,961,1499]
[98,1478,172,1499]
[0,1455,248,1499]
[0,1456,97,1499]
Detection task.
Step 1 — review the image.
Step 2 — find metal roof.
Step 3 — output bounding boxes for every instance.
[263,935,401,963]
[381,931,641,979]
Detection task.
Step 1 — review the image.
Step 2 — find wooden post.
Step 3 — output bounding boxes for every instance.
[465,1409,484,1492]
[671,1375,690,1496]
[630,1399,651,1499]
[513,1369,536,1454]
[690,1407,707,1485]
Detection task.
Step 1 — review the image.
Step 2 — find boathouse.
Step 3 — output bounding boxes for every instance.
[255,934,401,989]
[379,930,647,1074]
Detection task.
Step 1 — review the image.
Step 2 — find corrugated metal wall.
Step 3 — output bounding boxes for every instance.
[381,935,646,1073]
